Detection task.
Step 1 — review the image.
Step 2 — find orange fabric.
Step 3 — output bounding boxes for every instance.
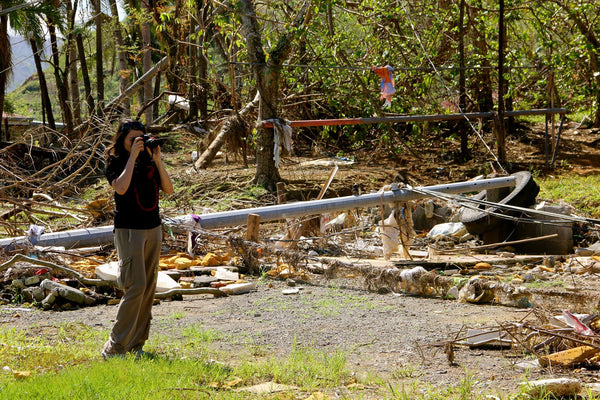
[372,65,396,107]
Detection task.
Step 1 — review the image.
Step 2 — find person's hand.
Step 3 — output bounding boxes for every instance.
[130,136,145,160]
[152,145,162,163]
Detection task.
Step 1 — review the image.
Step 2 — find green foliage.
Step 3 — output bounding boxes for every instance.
[3,97,15,114]
[5,0,600,159]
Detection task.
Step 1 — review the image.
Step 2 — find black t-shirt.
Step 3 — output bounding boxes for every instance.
[104,154,162,229]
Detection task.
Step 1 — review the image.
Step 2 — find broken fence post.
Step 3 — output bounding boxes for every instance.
[246,213,260,242]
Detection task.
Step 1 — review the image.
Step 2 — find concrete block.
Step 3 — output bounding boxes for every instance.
[512,204,573,255]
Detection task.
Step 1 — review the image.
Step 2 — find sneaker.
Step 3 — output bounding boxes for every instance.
[101,350,125,360]
[133,348,154,360]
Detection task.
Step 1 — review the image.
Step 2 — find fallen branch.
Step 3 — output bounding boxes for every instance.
[154,287,228,299]
[429,233,559,255]
[0,254,110,287]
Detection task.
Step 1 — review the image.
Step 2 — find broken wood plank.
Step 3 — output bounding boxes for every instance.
[538,345,600,367]
[246,213,260,242]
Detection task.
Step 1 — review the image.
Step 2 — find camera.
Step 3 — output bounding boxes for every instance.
[141,134,164,150]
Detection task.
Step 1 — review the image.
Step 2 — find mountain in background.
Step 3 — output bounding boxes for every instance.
[7,36,49,94]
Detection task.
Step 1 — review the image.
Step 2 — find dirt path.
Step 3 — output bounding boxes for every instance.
[1,271,559,395]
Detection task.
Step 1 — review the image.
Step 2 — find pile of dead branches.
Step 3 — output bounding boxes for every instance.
[0,122,111,236]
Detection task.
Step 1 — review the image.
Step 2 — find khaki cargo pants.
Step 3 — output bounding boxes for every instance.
[103,226,161,355]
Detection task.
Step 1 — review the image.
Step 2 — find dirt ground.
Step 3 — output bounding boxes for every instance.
[0,271,546,396]
[3,120,600,396]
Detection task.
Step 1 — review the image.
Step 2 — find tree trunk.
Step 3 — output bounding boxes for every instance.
[30,39,56,130]
[187,11,198,121]
[69,39,81,125]
[94,0,104,110]
[142,0,153,124]
[469,1,494,114]
[495,0,507,164]
[238,0,312,191]
[198,46,209,120]
[76,33,95,115]
[109,0,130,116]
[49,23,74,137]
[66,0,81,125]
[458,0,468,160]
[0,14,10,142]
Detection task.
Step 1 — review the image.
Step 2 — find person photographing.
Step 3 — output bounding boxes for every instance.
[102,119,173,359]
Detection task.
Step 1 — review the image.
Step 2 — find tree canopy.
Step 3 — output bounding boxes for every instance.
[2,0,599,189]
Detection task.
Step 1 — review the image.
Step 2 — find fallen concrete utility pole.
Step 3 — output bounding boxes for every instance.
[0,175,515,250]
[180,176,515,229]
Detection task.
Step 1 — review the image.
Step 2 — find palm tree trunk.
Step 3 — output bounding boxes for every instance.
[76,33,95,115]
[0,14,10,142]
[109,0,130,116]
[30,38,56,130]
[94,0,104,109]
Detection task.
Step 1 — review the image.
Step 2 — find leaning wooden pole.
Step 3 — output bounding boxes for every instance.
[103,56,169,116]
[194,92,260,170]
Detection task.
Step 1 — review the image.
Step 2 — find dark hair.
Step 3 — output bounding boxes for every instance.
[105,119,146,158]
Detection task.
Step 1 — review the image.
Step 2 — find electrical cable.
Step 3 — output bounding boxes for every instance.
[399,0,508,174]
[228,61,537,72]
[0,41,49,78]
[407,184,600,226]
[0,1,42,17]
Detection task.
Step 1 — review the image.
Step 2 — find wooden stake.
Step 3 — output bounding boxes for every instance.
[246,213,260,242]
[276,182,286,204]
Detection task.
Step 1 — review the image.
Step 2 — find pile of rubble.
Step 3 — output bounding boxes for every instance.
[440,308,600,397]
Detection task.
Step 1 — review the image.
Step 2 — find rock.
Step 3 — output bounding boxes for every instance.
[174,257,193,270]
[514,359,541,372]
[201,252,222,266]
[521,378,581,397]
[21,286,45,303]
[193,275,219,287]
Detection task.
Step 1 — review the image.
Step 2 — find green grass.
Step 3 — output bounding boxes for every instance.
[538,174,600,218]
[0,318,593,399]
[0,321,350,399]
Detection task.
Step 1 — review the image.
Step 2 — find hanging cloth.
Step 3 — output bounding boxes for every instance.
[372,65,396,108]
[265,118,293,167]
